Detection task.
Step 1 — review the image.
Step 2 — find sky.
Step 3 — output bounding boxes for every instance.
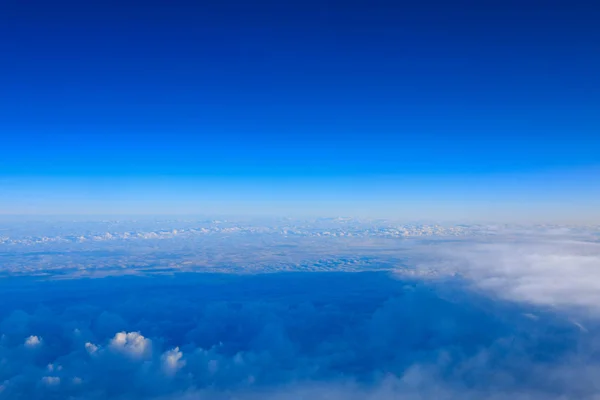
[1,0,599,221]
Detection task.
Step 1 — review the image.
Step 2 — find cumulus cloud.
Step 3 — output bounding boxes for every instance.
[24,335,41,348]
[109,331,152,358]
[162,347,185,375]
[85,341,99,354]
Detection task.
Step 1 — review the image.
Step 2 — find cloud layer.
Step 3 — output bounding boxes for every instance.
[0,220,599,399]
[0,269,599,399]
[410,237,600,313]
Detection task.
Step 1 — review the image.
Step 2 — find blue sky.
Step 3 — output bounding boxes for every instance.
[1,0,599,220]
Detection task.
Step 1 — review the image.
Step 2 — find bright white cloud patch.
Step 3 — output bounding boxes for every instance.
[413,239,600,312]
[24,335,41,348]
[162,347,185,375]
[109,331,151,358]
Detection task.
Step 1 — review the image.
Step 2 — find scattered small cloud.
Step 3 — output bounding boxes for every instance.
[85,342,98,354]
[24,335,41,348]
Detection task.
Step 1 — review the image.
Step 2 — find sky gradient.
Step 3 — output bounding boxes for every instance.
[1,0,599,221]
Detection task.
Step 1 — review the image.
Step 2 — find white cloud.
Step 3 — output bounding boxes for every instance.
[410,237,600,312]
[85,342,98,354]
[109,331,151,358]
[162,347,185,375]
[24,335,41,348]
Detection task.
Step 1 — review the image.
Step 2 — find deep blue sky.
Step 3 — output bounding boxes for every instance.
[1,0,599,219]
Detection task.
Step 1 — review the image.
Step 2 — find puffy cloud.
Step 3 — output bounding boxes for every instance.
[162,347,185,375]
[109,331,151,358]
[24,335,41,348]
[85,342,99,354]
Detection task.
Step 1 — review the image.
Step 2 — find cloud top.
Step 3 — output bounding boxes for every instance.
[24,335,41,348]
[109,331,151,358]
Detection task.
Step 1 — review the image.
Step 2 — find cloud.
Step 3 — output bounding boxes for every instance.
[85,342,99,354]
[109,331,152,359]
[24,335,41,348]
[162,347,185,375]
[410,237,600,313]
[41,376,60,386]
[46,363,62,372]
[1,226,600,399]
